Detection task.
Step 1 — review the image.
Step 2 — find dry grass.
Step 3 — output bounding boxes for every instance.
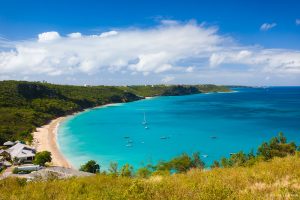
[1,156,300,200]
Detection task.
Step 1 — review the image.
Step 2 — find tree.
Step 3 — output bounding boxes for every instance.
[170,153,193,173]
[257,132,296,160]
[247,149,255,160]
[257,142,271,160]
[155,161,172,172]
[33,151,52,166]
[229,151,248,167]
[108,162,118,177]
[80,160,100,173]
[278,132,287,144]
[191,152,205,169]
[120,163,134,177]
[136,167,151,178]
[211,161,220,168]
[220,157,231,168]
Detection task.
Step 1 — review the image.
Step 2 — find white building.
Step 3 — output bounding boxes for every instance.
[3,141,15,147]
[5,142,36,163]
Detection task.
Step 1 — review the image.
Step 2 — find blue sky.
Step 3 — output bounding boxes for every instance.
[0,0,300,85]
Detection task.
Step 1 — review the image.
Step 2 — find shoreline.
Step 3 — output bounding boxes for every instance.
[32,102,125,169]
[32,116,73,168]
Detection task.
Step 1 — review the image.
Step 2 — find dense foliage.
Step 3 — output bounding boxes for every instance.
[118,84,231,97]
[0,80,230,144]
[79,160,100,173]
[33,151,52,166]
[211,132,298,168]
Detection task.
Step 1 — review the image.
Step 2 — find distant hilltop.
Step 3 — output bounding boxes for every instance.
[0,80,231,144]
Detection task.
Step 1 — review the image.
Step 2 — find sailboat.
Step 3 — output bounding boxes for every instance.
[142,112,147,125]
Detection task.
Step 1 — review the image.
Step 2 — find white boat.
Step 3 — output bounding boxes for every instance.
[142,112,147,125]
[126,144,133,147]
[202,154,208,158]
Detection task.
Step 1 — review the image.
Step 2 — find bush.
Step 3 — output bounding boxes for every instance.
[80,160,100,173]
[120,163,134,177]
[257,132,297,160]
[108,162,118,177]
[33,151,52,166]
[136,167,152,178]
[12,168,31,174]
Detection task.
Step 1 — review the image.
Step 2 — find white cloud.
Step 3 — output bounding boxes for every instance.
[0,20,300,85]
[162,76,175,83]
[68,32,82,38]
[38,31,61,42]
[99,31,118,38]
[186,66,194,72]
[260,23,277,31]
[209,49,300,74]
[0,21,223,76]
[296,19,300,25]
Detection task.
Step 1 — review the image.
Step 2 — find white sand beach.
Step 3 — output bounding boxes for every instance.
[32,117,73,168]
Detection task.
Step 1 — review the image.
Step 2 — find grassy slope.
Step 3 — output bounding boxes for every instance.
[1,155,299,200]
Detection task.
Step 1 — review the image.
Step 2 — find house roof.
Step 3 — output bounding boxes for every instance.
[3,141,15,146]
[6,142,35,159]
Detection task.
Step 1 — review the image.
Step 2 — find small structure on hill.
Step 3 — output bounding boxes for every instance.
[3,141,15,147]
[5,142,36,164]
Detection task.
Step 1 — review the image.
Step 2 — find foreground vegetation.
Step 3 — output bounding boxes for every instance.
[78,133,297,176]
[0,81,230,144]
[1,155,299,199]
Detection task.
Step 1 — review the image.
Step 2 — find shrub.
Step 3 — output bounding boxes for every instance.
[136,167,152,178]
[12,168,31,174]
[108,162,118,177]
[120,163,134,177]
[33,151,52,166]
[80,160,100,173]
[257,132,297,160]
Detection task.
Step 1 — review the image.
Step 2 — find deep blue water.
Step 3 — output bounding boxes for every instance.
[58,87,300,170]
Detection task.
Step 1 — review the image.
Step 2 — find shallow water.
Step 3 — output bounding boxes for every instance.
[58,87,300,170]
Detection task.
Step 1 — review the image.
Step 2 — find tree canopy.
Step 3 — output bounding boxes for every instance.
[80,160,100,173]
[33,151,52,166]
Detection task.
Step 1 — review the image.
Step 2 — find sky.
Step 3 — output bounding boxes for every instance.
[0,0,300,86]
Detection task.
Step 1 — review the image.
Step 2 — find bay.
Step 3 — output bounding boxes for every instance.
[58,87,300,170]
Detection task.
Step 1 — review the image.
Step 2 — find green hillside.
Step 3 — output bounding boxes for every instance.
[0,81,230,144]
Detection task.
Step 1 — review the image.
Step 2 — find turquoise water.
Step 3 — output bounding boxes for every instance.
[58,87,300,170]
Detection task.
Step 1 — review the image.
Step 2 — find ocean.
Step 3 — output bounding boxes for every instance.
[58,87,300,170]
